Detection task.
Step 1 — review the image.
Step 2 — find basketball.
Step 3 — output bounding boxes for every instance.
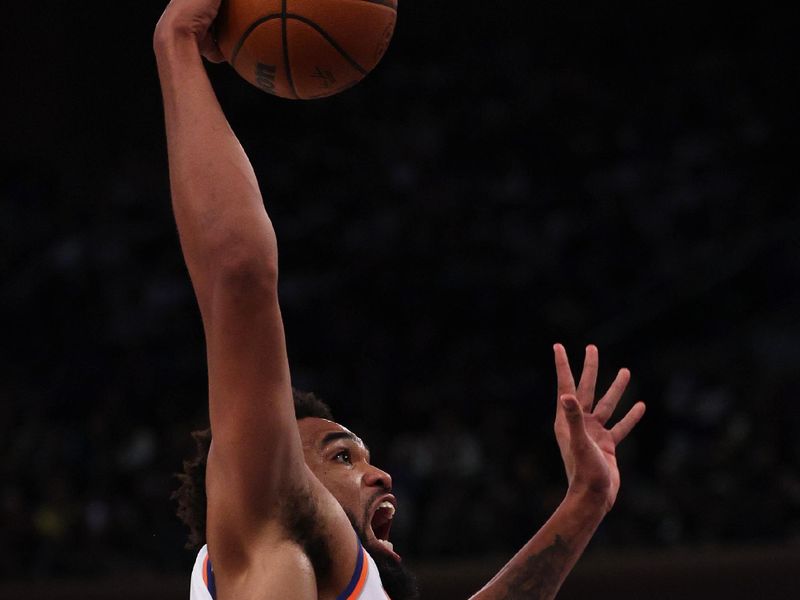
[215,0,398,99]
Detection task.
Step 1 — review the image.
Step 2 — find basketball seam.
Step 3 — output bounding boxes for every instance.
[230,14,281,67]
[285,14,369,76]
[229,7,383,98]
[281,0,299,99]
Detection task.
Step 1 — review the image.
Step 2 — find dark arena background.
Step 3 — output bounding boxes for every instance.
[2,2,799,598]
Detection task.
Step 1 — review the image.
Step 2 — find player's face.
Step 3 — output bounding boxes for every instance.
[297,418,399,562]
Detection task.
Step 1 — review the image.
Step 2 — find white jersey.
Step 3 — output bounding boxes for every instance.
[189,539,390,600]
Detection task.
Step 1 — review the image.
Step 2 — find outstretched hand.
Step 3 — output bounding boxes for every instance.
[155,0,226,63]
[553,344,645,513]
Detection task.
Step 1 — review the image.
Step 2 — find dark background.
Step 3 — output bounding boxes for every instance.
[2,1,799,597]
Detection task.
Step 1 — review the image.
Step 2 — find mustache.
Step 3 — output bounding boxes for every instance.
[342,489,389,542]
[362,489,391,525]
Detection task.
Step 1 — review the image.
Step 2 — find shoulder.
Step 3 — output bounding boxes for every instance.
[205,538,319,600]
[205,470,362,599]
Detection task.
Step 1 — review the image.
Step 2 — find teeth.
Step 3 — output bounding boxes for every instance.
[378,539,394,551]
[377,501,395,518]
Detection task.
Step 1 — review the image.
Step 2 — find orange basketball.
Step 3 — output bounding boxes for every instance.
[215,0,398,99]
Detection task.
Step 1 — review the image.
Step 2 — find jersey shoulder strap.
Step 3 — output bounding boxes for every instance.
[189,545,216,600]
[337,540,390,600]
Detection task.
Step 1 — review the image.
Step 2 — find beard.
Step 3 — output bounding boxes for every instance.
[343,508,420,600]
[366,544,420,600]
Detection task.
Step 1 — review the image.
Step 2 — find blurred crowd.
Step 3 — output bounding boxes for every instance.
[2,3,798,580]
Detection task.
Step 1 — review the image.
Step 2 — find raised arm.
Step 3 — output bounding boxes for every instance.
[154,0,308,577]
[470,344,646,600]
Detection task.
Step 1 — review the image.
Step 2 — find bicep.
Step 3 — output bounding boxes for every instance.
[200,266,309,557]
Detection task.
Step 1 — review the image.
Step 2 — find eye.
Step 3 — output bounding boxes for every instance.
[333,449,352,465]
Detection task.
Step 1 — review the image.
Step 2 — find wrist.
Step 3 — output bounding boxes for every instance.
[562,487,610,522]
[153,18,201,58]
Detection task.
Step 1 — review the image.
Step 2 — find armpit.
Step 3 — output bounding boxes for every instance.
[281,486,333,584]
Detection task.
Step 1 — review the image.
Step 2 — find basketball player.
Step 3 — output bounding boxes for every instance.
[154,0,646,598]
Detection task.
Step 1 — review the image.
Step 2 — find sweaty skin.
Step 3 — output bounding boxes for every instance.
[154,0,646,598]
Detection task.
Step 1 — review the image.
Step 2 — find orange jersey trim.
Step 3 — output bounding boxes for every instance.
[346,547,369,599]
[337,542,369,600]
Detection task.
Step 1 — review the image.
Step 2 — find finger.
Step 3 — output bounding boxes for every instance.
[554,343,577,399]
[593,368,631,425]
[200,34,226,64]
[202,46,226,63]
[576,344,598,411]
[561,394,589,449]
[610,401,646,444]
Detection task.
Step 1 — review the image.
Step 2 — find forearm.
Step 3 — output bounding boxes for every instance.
[469,491,606,600]
[154,28,277,299]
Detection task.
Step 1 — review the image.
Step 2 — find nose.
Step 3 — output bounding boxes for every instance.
[363,464,393,491]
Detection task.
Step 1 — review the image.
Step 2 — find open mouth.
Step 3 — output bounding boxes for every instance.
[369,499,397,554]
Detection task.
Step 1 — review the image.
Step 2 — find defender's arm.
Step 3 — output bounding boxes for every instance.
[468,488,605,600]
[470,345,645,600]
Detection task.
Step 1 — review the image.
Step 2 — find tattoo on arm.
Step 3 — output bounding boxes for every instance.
[503,536,571,600]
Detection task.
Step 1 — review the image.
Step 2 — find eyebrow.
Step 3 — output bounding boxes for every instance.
[320,431,371,460]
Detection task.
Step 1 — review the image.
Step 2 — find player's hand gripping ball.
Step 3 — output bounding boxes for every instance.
[215,0,397,99]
